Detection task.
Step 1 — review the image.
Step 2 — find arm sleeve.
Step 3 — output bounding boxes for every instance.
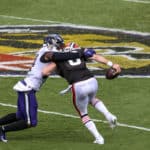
[40,51,84,63]
[52,51,83,62]
[40,52,53,63]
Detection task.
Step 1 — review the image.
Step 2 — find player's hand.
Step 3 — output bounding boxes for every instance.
[112,64,121,73]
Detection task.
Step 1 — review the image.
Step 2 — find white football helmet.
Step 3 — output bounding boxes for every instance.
[64,42,80,52]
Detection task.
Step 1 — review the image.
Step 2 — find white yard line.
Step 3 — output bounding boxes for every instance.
[0,15,149,36]
[0,102,150,132]
[0,15,63,24]
[123,0,150,4]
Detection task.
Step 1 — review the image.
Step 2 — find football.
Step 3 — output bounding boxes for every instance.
[105,68,119,80]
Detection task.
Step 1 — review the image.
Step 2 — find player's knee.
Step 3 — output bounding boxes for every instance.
[27,120,38,127]
[90,98,99,107]
[81,114,91,124]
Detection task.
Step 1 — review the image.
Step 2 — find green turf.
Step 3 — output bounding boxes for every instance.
[0,77,149,150]
[0,0,149,149]
[0,0,149,32]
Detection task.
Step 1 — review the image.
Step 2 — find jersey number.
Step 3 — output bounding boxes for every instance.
[68,58,81,66]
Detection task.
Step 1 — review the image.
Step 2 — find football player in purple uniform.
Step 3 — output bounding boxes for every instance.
[0,34,83,143]
[42,42,121,145]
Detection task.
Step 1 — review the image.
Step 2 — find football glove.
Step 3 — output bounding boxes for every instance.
[84,48,96,58]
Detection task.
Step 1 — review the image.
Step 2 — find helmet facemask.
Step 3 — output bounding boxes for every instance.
[64,42,80,52]
[44,34,65,50]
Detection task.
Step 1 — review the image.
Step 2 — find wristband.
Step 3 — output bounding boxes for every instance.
[107,61,113,67]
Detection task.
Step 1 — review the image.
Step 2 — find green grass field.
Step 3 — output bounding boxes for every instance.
[0,77,150,150]
[0,0,150,32]
[0,0,150,149]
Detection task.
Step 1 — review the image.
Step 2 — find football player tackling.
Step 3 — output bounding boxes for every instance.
[0,34,83,143]
[42,42,121,145]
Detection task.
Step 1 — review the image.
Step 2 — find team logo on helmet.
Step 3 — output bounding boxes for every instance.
[65,42,80,51]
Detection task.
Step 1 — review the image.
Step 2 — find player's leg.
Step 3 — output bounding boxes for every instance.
[16,90,38,127]
[0,113,18,125]
[87,78,117,128]
[72,80,104,144]
[0,90,38,142]
[91,98,117,128]
[0,91,28,142]
[82,114,104,145]
[26,90,38,127]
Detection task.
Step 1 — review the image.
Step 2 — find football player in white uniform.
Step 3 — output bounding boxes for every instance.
[42,42,121,145]
[0,34,83,143]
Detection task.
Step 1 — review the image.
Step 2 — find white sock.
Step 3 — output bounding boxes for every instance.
[84,121,103,139]
[93,100,111,119]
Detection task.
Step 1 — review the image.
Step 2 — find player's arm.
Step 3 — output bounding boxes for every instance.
[84,48,121,73]
[92,54,121,73]
[40,51,83,63]
[42,62,57,76]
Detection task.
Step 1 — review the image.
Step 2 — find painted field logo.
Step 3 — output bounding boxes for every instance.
[0,25,149,76]
[0,53,33,72]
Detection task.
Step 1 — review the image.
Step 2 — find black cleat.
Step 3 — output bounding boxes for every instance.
[0,127,7,143]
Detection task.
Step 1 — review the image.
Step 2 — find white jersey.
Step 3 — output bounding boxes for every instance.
[14,45,54,92]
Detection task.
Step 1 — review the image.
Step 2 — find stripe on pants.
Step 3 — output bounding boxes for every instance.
[25,93,31,125]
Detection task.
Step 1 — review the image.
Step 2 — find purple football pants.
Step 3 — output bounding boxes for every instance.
[16,90,38,127]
